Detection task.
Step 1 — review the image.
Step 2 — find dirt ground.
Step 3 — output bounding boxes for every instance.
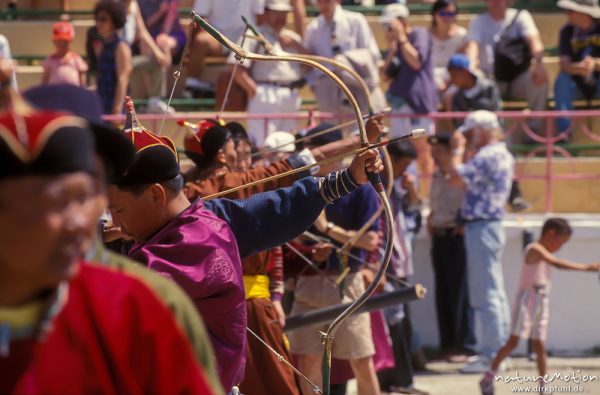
[346,357,600,395]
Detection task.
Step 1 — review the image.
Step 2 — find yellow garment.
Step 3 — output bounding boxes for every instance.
[0,301,45,331]
[243,275,271,300]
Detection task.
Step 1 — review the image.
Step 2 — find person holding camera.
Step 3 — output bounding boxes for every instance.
[465,0,548,133]
[380,3,437,187]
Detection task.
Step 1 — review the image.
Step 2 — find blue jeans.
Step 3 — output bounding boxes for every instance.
[554,71,600,132]
[464,220,510,359]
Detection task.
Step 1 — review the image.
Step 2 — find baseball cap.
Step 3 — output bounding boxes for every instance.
[264,131,295,153]
[457,110,500,133]
[52,21,75,42]
[265,0,293,12]
[447,54,477,77]
[379,3,409,23]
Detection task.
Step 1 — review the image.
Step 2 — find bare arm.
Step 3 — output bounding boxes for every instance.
[79,71,87,87]
[529,244,600,272]
[290,0,306,38]
[465,41,479,69]
[231,65,256,98]
[161,0,178,34]
[112,42,132,115]
[134,1,171,66]
[145,2,167,31]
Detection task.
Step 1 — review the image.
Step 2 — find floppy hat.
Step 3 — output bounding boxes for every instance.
[557,0,600,18]
[457,110,500,133]
[379,3,409,24]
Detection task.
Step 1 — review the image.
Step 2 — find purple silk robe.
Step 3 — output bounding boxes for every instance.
[128,200,246,391]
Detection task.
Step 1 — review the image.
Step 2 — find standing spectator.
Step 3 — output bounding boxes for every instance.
[229,0,307,146]
[427,132,476,362]
[94,0,132,114]
[445,54,502,115]
[288,129,382,395]
[0,34,17,90]
[465,0,548,130]
[446,110,514,374]
[136,0,186,64]
[188,0,265,98]
[380,3,437,188]
[42,21,88,87]
[554,0,600,133]
[377,140,429,395]
[430,0,468,95]
[304,0,381,113]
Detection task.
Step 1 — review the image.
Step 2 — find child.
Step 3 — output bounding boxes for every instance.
[42,21,88,86]
[480,218,600,395]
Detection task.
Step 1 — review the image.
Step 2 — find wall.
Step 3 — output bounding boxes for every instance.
[411,213,600,354]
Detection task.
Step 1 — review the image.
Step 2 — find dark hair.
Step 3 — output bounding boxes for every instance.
[120,174,184,196]
[387,140,417,160]
[94,0,127,30]
[541,218,572,237]
[431,0,458,28]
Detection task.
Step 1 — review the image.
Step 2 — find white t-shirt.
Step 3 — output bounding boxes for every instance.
[467,8,539,75]
[432,26,468,69]
[194,0,265,42]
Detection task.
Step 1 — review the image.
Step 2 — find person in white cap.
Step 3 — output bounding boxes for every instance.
[228,0,307,146]
[263,130,296,164]
[465,0,548,135]
[555,0,600,133]
[446,110,514,374]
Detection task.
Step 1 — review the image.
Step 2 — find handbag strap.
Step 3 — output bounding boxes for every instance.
[499,8,523,39]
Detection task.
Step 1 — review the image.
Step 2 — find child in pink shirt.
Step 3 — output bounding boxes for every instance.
[480,218,600,395]
[42,21,88,86]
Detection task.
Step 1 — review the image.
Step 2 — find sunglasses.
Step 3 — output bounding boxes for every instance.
[438,10,457,17]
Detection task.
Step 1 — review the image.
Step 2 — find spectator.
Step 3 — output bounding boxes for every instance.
[446,110,514,374]
[377,140,429,395]
[427,132,476,362]
[188,0,265,98]
[0,34,17,91]
[288,127,382,395]
[228,0,307,146]
[554,0,600,133]
[465,0,548,130]
[304,0,381,113]
[42,21,88,86]
[380,4,437,187]
[123,0,174,114]
[445,54,502,114]
[94,0,132,114]
[430,0,468,94]
[480,218,600,395]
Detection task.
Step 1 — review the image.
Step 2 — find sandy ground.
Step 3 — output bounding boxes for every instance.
[346,357,600,395]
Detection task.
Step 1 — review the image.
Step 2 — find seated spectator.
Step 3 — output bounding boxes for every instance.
[304,0,381,114]
[136,0,186,70]
[554,0,600,133]
[445,54,501,115]
[188,0,265,99]
[466,0,548,131]
[42,21,88,87]
[123,0,174,114]
[430,0,467,95]
[380,4,437,186]
[228,0,306,146]
[94,0,132,114]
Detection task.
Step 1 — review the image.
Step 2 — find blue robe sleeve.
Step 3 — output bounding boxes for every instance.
[204,177,327,258]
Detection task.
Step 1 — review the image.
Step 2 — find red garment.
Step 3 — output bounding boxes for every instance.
[0,263,213,395]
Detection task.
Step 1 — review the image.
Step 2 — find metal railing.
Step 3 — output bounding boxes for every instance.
[103,110,600,213]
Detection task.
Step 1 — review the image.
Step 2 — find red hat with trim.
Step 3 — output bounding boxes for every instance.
[116,97,179,187]
[182,118,231,169]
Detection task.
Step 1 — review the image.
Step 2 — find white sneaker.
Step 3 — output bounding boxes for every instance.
[498,357,512,372]
[146,97,175,114]
[460,356,491,374]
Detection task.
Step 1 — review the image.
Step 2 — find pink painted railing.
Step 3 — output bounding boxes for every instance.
[103,110,600,212]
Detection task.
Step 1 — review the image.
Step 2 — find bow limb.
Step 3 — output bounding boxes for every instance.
[191,14,395,395]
